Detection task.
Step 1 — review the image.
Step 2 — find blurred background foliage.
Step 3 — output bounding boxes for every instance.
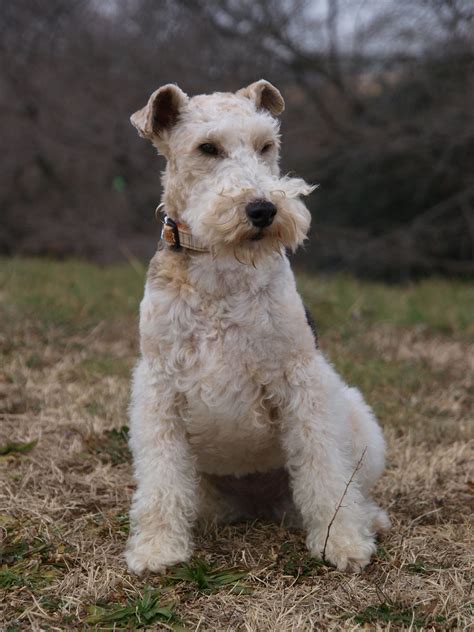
[1,0,473,280]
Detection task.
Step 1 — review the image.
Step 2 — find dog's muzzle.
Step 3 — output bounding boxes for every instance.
[246,200,277,228]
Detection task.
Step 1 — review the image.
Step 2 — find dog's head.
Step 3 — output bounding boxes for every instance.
[131,80,315,262]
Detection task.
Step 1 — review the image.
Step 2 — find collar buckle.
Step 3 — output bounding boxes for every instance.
[158,207,209,253]
[163,215,181,251]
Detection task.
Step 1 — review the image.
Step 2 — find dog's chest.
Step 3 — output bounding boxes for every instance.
[164,293,289,474]
[140,255,310,474]
[143,259,299,383]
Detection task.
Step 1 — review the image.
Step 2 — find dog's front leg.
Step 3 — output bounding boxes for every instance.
[280,355,377,572]
[125,359,198,574]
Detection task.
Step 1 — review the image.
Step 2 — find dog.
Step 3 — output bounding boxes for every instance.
[125,80,389,575]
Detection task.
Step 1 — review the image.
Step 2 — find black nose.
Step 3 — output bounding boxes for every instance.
[245,200,277,228]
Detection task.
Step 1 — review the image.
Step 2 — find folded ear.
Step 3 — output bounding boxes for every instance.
[130,84,189,140]
[237,79,285,116]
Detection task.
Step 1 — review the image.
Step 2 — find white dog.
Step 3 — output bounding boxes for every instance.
[125,80,389,575]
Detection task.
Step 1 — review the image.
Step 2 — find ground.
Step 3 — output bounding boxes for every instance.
[1,258,473,631]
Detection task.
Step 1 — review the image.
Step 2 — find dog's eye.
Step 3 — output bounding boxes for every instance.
[199,143,219,156]
[260,142,274,154]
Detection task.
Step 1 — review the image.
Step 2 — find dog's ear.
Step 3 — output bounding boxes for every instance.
[130,84,189,140]
[237,80,285,116]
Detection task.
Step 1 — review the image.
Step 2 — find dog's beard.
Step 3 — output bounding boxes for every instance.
[186,177,314,265]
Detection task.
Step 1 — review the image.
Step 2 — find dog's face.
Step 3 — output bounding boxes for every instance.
[131,80,314,261]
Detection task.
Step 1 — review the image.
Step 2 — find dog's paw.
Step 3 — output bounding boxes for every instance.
[307,525,377,573]
[125,533,192,575]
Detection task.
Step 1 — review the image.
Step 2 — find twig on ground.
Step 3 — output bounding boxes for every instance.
[322,447,367,563]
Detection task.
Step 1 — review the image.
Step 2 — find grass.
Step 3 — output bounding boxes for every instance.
[84,425,131,466]
[297,272,474,335]
[1,257,473,630]
[85,588,183,630]
[0,257,144,329]
[168,558,249,594]
[0,440,37,456]
[351,602,425,627]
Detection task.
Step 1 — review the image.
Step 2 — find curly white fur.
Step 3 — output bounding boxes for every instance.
[126,80,389,575]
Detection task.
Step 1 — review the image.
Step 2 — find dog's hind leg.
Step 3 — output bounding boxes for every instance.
[125,359,198,574]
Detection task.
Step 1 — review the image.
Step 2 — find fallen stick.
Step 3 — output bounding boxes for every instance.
[322,447,367,563]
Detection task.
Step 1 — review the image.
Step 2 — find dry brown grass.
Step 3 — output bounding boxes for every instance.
[1,259,473,631]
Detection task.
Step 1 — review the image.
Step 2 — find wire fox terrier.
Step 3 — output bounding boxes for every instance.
[126,80,389,574]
